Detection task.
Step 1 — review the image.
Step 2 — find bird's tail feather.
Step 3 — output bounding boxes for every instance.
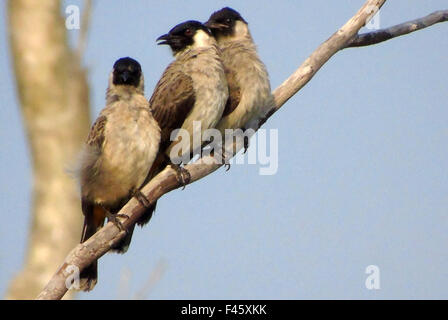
[79,201,105,291]
[110,224,135,254]
[135,153,166,227]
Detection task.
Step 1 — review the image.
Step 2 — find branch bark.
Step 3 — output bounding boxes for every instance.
[7,0,90,299]
[36,0,447,300]
[346,9,448,48]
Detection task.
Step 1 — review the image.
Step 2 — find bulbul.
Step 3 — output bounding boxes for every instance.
[139,20,228,223]
[78,57,161,291]
[152,20,228,160]
[205,7,274,156]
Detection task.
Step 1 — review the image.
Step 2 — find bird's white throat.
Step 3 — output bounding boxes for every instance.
[192,29,216,49]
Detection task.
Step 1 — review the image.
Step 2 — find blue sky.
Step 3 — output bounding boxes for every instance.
[1,1,447,299]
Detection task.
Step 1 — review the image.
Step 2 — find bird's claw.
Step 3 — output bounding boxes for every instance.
[243,135,249,154]
[105,210,129,234]
[220,146,231,172]
[133,189,152,208]
[171,164,191,190]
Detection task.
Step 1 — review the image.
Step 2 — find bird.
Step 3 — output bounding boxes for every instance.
[138,20,228,224]
[78,57,161,291]
[205,7,274,161]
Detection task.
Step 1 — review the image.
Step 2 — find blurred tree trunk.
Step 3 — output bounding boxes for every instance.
[6,0,90,299]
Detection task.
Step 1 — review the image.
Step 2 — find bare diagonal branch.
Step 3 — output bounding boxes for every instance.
[36,0,447,300]
[268,0,385,113]
[346,9,448,48]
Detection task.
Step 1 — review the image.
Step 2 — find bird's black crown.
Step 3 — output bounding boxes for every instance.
[157,20,211,53]
[169,20,211,38]
[112,57,142,87]
[205,7,247,33]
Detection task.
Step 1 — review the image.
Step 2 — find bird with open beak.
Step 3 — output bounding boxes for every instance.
[138,20,228,225]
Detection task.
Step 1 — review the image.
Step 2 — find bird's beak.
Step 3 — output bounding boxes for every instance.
[120,71,130,83]
[156,33,171,45]
[204,20,229,30]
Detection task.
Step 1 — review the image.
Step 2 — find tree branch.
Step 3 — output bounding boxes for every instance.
[36,0,447,300]
[346,9,448,48]
[267,0,385,113]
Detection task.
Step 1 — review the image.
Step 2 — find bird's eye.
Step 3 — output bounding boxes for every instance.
[184,28,193,36]
[226,18,231,24]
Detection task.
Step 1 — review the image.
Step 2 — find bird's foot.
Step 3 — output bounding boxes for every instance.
[170,163,191,190]
[219,145,232,171]
[243,135,249,154]
[221,152,231,171]
[133,189,152,209]
[104,209,129,234]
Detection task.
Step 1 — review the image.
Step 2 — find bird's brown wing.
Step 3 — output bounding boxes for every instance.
[149,64,196,151]
[78,114,108,291]
[222,66,241,118]
[142,65,195,227]
[86,115,107,148]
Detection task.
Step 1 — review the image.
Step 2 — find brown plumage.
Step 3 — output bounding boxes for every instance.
[222,65,241,118]
[139,21,228,223]
[205,7,274,136]
[149,71,195,151]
